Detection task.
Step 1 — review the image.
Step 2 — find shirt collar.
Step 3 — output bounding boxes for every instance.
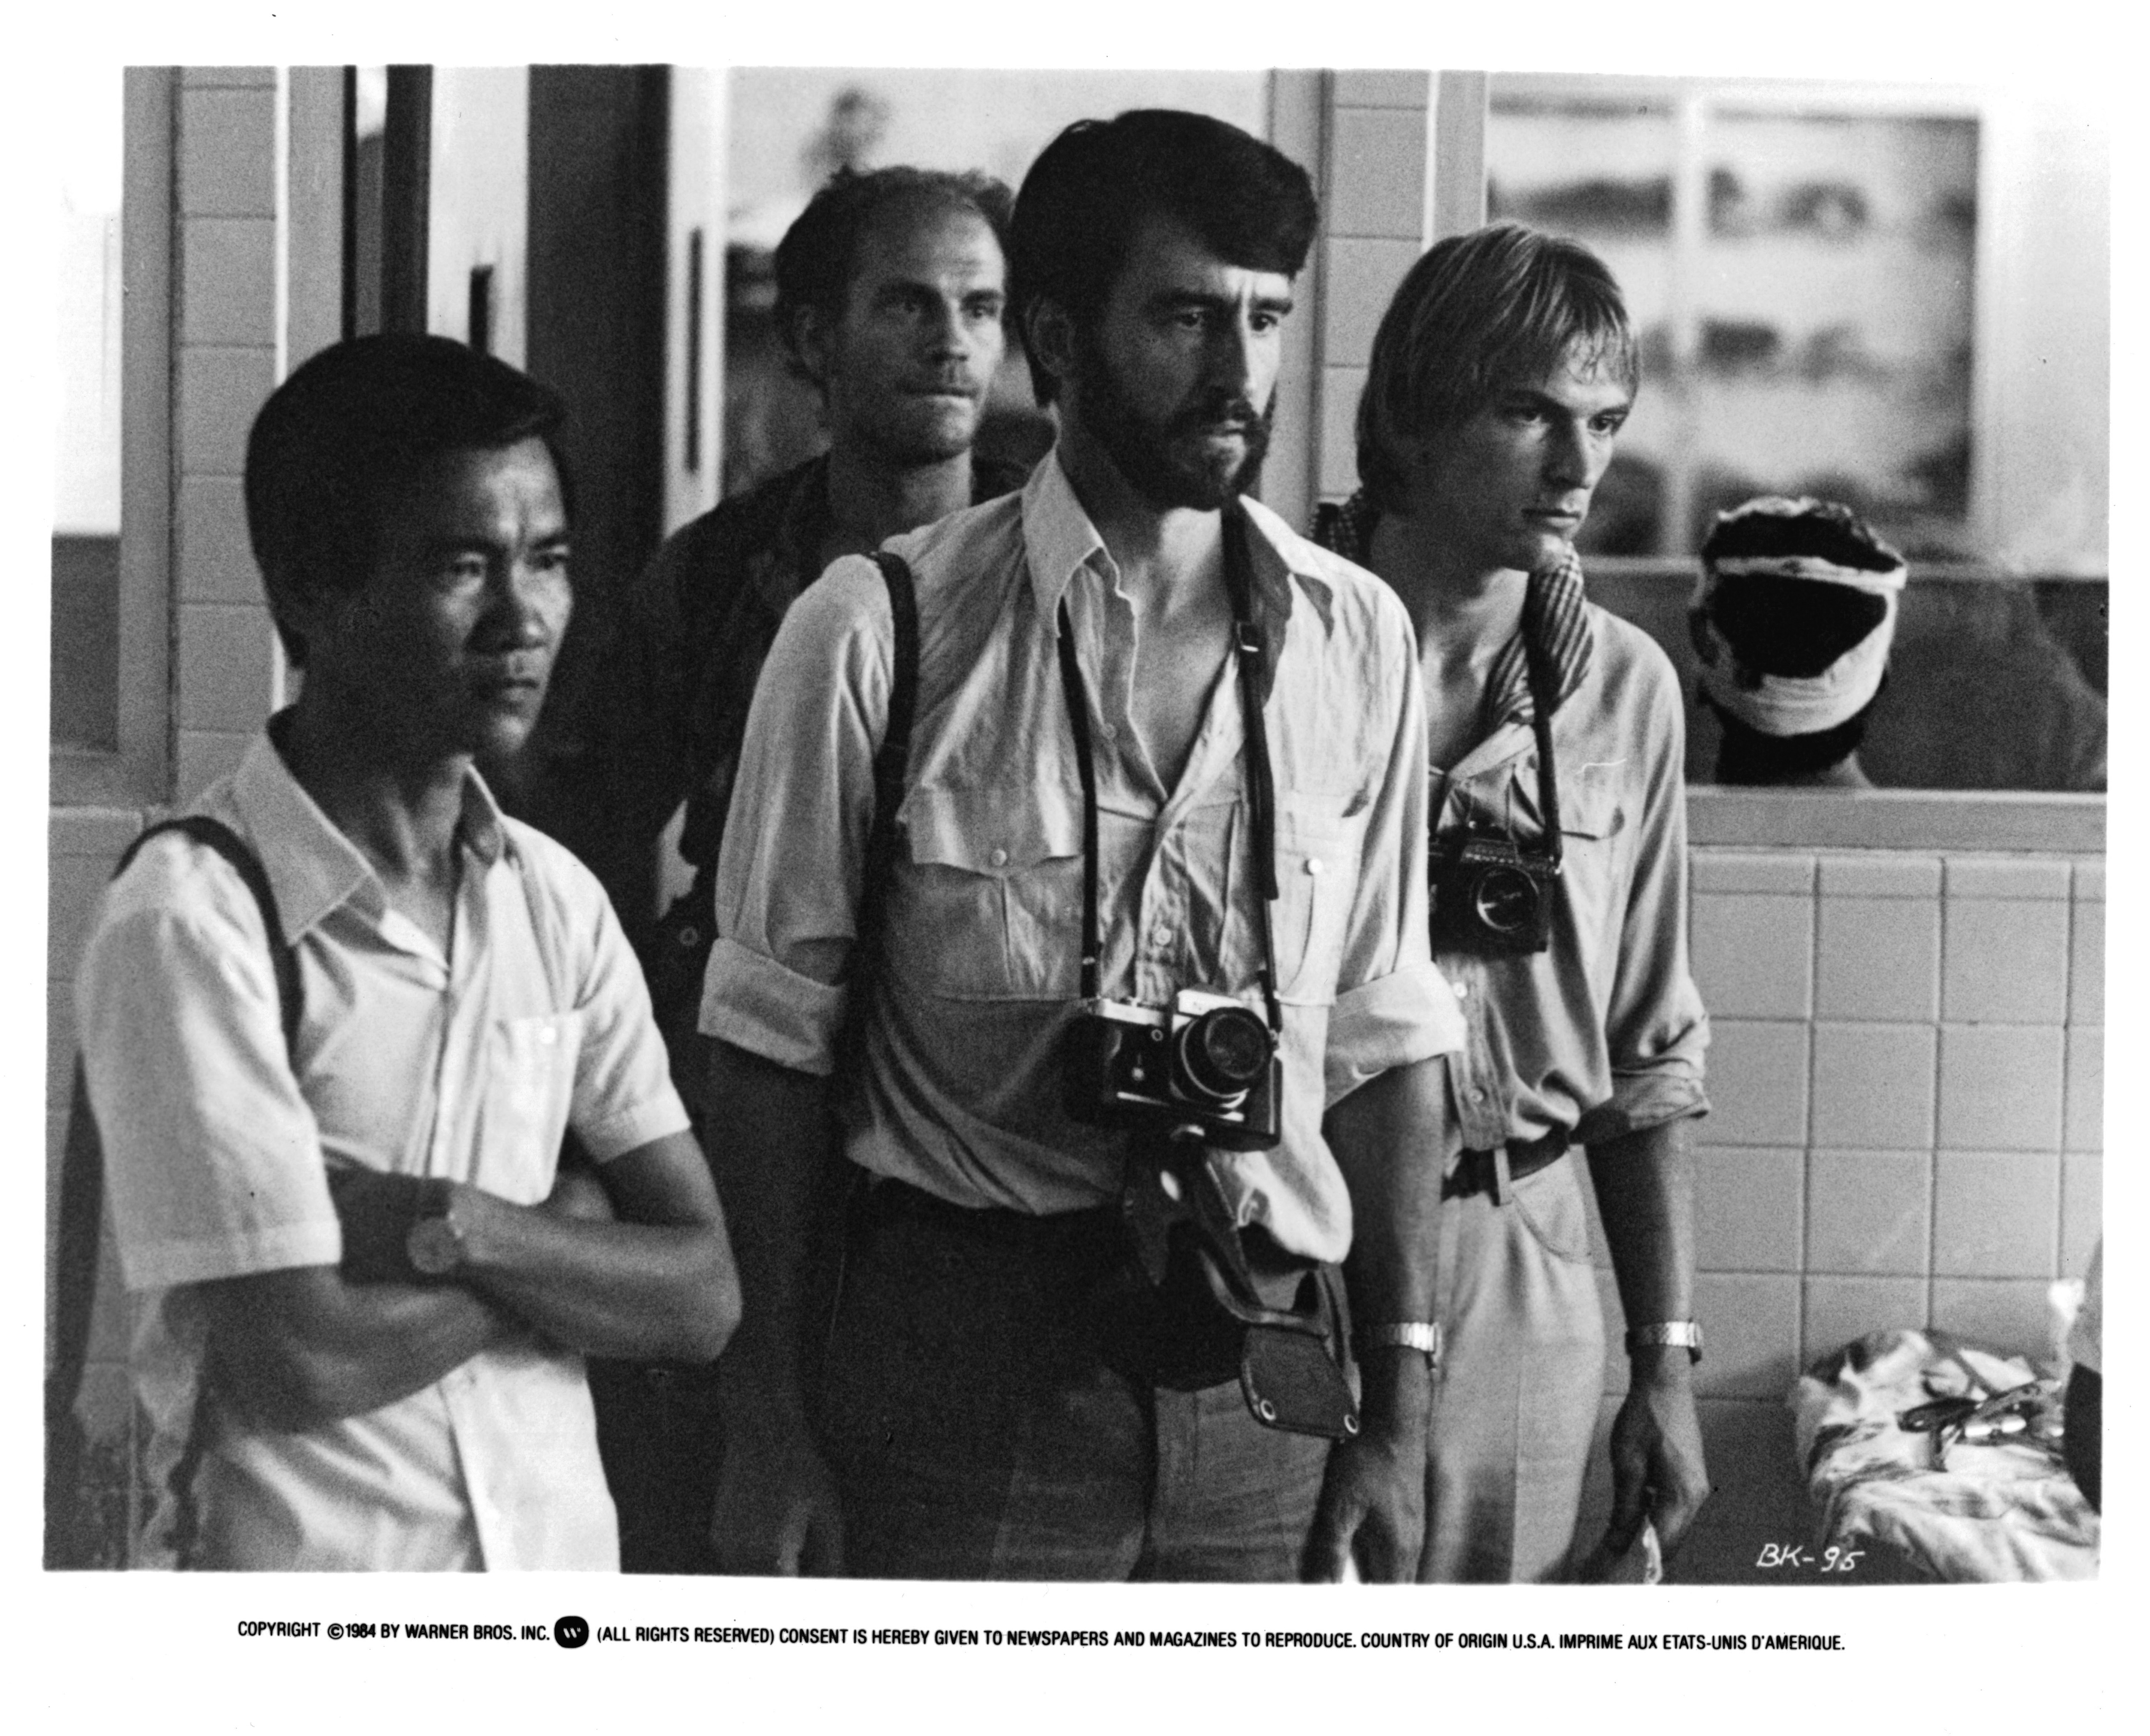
[1021,449,1303,653]
[229,718,511,942]
[1019,451,1112,618]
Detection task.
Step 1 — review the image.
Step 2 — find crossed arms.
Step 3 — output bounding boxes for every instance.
[203,1133,739,1431]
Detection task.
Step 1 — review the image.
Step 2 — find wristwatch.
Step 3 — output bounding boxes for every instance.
[1355,1321,1442,1371]
[1625,1320,1704,1363]
[405,1184,468,1280]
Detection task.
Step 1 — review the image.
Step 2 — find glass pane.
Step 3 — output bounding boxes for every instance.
[1688,110,1977,560]
[52,66,124,751]
[1486,76,2106,795]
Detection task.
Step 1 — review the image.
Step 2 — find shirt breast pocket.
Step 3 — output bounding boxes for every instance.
[1272,795,1364,1006]
[1558,759,1624,836]
[1550,759,1627,962]
[891,785,1082,1002]
[472,1011,586,1203]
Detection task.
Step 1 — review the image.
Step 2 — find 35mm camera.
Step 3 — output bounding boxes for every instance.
[1063,988,1281,1150]
[1430,828,1560,955]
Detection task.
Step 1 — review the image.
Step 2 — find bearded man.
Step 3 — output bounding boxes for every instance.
[698,110,1465,1581]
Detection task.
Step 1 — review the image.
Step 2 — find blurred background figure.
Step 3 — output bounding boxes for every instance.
[1689,495,1904,788]
[805,85,893,184]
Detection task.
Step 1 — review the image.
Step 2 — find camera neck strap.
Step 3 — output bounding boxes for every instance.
[1053,500,1284,1035]
[1521,607,1564,873]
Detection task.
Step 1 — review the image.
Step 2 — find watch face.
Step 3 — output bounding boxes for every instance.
[406,1214,463,1278]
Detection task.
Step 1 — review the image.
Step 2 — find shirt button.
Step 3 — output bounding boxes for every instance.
[1453,980,1468,999]
[989,847,1008,868]
[1305,856,1324,875]
[1471,1088,1488,1103]
[537,1023,557,1044]
[1151,922,1172,947]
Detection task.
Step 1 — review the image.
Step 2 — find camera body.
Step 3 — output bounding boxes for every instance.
[1064,988,1281,1150]
[1430,827,1560,955]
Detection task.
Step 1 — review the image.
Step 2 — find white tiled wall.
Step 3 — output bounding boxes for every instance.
[1684,847,2101,1381]
[1580,842,2101,1580]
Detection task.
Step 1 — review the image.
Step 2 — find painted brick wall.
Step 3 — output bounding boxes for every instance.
[1314,72,1428,502]
[174,66,283,804]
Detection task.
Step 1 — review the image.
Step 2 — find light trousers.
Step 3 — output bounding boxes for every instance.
[1419,1151,1606,1583]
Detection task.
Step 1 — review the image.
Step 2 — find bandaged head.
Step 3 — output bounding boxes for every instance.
[1690,495,1907,738]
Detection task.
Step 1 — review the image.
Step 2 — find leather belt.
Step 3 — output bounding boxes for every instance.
[855,1173,1118,1251]
[855,1173,1308,1279]
[1443,1130,1570,1200]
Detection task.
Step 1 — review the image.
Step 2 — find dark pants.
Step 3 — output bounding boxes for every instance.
[585,1079,726,1576]
[589,1358,723,1574]
[816,1181,1332,1581]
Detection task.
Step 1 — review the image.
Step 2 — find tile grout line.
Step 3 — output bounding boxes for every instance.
[1925,875,1945,1331]
[1799,860,1821,1369]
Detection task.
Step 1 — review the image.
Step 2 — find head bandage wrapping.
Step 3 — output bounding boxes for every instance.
[1691,495,1907,737]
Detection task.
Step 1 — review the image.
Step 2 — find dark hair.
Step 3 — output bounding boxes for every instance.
[244,333,568,667]
[1357,224,1639,512]
[1010,109,1318,405]
[772,165,1015,383]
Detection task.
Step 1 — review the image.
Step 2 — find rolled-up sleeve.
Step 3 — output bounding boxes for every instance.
[699,556,891,1077]
[1575,663,1710,1145]
[1323,589,1467,1106]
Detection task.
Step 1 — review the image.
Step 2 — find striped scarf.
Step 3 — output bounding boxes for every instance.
[1314,489,1594,726]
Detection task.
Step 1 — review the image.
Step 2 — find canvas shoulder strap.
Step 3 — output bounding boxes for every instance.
[47,817,300,1498]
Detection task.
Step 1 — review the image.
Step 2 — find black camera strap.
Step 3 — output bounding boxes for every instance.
[1052,500,1283,1033]
[1055,604,1105,999]
[1521,605,1564,873]
[1223,508,1285,1036]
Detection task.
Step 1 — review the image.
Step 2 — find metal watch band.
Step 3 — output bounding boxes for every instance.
[1624,1320,1704,1363]
[1355,1321,1442,1366]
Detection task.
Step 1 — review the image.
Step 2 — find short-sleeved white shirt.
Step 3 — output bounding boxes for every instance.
[76,730,689,1570]
[702,454,1464,1265]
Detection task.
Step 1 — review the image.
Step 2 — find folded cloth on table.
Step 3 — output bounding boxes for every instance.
[1790,1327,2098,1582]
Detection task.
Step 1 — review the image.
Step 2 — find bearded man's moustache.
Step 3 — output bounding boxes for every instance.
[1174,402,1268,438]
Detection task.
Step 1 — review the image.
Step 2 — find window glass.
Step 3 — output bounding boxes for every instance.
[1488,76,2106,794]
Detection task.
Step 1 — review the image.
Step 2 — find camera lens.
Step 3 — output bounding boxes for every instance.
[1173,1004,1271,1105]
[1472,865,1541,936]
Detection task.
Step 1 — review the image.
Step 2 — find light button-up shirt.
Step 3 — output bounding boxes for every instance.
[703,455,1464,1264]
[78,731,689,1570]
